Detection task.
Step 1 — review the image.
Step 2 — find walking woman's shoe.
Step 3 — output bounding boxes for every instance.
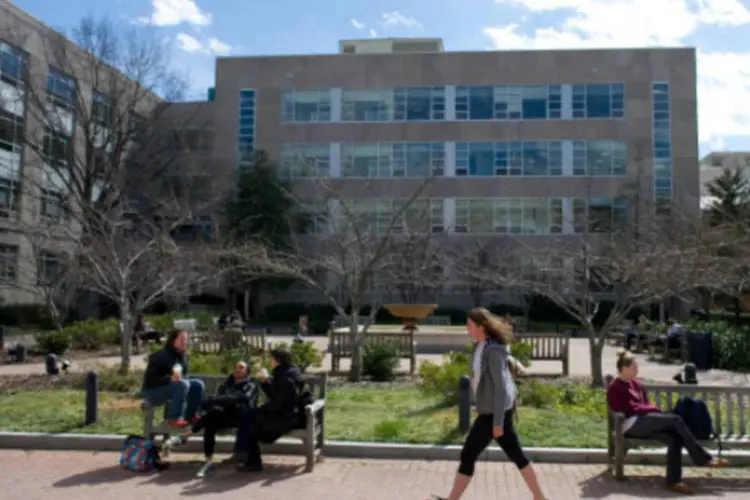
[709,458,729,467]
[666,482,695,495]
[195,461,216,478]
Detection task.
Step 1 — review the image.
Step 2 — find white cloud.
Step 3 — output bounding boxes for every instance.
[138,0,212,27]
[176,33,232,56]
[207,37,232,55]
[484,0,750,145]
[350,18,365,30]
[369,28,378,37]
[380,11,423,29]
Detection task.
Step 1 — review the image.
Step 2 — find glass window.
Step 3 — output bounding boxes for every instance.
[586,84,612,118]
[0,109,23,153]
[238,89,256,162]
[571,83,625,119]
[279,143,330,178]
[521,86,548,119]
[342,88,393,121]
[572,140,627,176]
[521,199,549,234]
[457,141,564,177]
[47,67,76,105]
[469,199,493,233]
[281,89,330,123]
[342,143,392,178]
[468,86,494,120]
[41,188,68,221]
[0,244,17,282]
[37,251,62,285]
[468,142,494,176]
[573,198,627,233]
[43,129,73,165]
[0,178,19,218]
[92,92,111,125]
[0,42,26,83]
[393,142,442,177]
[652,82,671,212]
[393,86,445,121]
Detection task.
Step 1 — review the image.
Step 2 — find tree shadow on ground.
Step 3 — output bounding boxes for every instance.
[579,469,750,498]
[402,399,454,418]
[53,465,132,487]
[142,460,302,496]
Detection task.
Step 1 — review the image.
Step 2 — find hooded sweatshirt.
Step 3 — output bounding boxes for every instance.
[473,339,517,428]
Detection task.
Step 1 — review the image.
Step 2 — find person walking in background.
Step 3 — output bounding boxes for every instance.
[294,315,308,344]
[431,308,547,500]
[607,349,727,494]
[142,329,205,428]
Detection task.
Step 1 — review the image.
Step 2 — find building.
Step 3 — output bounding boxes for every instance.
[700,151,750,210]
[209,39,700,307]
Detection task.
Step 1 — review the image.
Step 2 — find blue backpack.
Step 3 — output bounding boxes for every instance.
[120,435,169,472]
[672,397,715,441]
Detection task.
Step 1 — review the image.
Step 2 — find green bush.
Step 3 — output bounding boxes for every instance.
[147,312,216,333]
[685,319,750,371]
[510,340,533,367]
[268,341,323,373]
[362,342,400,381]
[64,318,120,351]
[71,365,144,393]
[418,349,470,401]
[35,330,72,355]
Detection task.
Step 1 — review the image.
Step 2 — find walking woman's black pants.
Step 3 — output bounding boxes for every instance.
[459,411,530,476]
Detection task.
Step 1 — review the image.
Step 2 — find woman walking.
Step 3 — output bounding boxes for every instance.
[432,307,547,500]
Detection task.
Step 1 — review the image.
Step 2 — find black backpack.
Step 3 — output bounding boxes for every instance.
[673,396,722,453]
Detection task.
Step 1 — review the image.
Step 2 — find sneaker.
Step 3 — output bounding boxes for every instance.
[168,419,190,429]
[709,458,729,468]
[163,435,187,450]
[195,461,216,478]
[666,483,695,495]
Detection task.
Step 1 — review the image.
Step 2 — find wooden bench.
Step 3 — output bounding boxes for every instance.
[511,317,528,334]
[605,375,750,480]
[328,329,417,374]
[190,329,267,354]
[424,315,450,326]
[141,373,327,472]
[515,332,570,376]
[648,333,687,363]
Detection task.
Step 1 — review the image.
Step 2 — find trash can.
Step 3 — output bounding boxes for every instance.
[685,331,713,371]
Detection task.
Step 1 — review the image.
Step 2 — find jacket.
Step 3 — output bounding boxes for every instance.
[606,377,661,417]
[142,346,188,390]
[256,363,304,442]
[473,339,517,428]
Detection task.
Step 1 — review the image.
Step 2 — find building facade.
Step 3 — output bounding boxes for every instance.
[210,40,700,306]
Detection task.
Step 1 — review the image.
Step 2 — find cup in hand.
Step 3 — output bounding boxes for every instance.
[172,364,183,379]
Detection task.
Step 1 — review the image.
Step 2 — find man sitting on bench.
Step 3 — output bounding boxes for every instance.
[142,329,205,428]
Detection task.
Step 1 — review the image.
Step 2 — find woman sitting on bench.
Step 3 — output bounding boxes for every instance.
[172,361,258,477]
[607,350,727,494]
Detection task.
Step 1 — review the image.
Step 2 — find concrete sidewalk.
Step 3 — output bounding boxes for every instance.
[1,450,748,499]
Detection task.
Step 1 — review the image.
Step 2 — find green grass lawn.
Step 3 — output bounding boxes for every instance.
[0,383,608,448]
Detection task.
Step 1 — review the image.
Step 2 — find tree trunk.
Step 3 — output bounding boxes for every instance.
[587,323,605,387]
[119,298,133,374]
[348,312,363,382]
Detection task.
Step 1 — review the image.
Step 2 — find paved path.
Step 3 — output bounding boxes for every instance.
[0,336,744,386]
[1,450,749,499]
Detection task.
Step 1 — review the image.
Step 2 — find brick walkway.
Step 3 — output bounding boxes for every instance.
[1,450,749,499]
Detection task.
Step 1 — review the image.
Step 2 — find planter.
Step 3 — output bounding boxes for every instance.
[383,304,438,331]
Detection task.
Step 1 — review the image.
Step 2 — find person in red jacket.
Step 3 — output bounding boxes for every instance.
[607,349,727,494]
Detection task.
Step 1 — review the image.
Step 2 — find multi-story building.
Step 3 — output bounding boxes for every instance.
[210,38,700,307]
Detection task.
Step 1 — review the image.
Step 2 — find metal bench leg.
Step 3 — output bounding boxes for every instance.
[304,412,316,473]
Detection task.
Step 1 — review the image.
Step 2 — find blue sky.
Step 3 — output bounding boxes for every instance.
[12,0,750,157]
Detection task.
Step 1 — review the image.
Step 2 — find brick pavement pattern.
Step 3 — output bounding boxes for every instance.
[1,450,749,499]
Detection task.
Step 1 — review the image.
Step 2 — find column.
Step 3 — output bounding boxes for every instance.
[443,142,456,176]
[327,199,340,233]
[443,198,456,232]
[330,87,342,122]
[562,140,573,176]
[562,197,574,234]
[444,85,456,121]
[329,143,341,178]
[561,84,573,120]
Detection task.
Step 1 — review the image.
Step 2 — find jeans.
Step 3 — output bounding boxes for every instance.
[625,412,712,485]
[234,408,258,455]
[143,379,205,421]
[192,408,238,458]
[458,411,530,476]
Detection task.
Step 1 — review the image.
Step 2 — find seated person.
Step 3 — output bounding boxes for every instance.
[237,348,310,472]
[607,350,727,494]
[175,361,258,478]
[142,329,205,428]
[133,314,160,345]
[652,318,682,350]
[625,323,638,351]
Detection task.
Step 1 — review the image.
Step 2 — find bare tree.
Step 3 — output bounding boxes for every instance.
[227,175,435,381]
[385,229,447,304]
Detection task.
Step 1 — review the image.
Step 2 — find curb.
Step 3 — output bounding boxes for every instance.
[1,432,749,466]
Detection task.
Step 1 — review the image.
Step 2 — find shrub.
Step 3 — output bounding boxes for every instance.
[35,330,72,355]
[268,341,324,373]
[72,365,144,393]
[362,342,400,381]
[685,319,750,371]
[510,340,533,367]
[65,318,120,351]
[417,350,470,401]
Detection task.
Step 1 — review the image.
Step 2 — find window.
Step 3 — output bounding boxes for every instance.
[0,178,20,218]
[47,67,76,106]
[0,109,23,153]
[341,143,392,177]
[348,199,444,234]
[393,142,444,177]
[455,141,562,177]
[0,244,17,282]
[37,251,62,285]
[43,129,73,166]
[128,112,146,145]
[341,88,393,121]
[281,89,330,122]
[341,142,444,178]
[41,188,68,221]
[572,198,627,233]
[397,199,445,233]
[454,198,563,234]
[572,83,624,119]
[652,82,672,214]
[238,89,256,162]
[279,143,330,178]
[572,140,627,176]
[455,85,561,120]
[299,200,330,234]
[0,42,27,83]
[393,87,445,120]
[92,92,111,126]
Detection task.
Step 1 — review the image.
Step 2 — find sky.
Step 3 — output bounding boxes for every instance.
[11,0,750,157]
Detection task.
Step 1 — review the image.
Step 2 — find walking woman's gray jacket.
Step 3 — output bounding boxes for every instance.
[472,340,518,428]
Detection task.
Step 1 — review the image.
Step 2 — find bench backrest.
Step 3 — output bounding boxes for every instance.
[604,375,750,437]
[174,318,198,333]
[194,372,328,401]
[515,333,569,359]
[424,315,451,326]
[190,329,267,354]
[329,330,414,356]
